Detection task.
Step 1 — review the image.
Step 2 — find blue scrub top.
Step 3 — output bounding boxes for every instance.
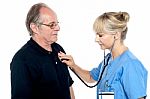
[90,50,148,99]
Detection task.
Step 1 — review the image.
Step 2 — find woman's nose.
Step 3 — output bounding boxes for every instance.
[95,35,100,42]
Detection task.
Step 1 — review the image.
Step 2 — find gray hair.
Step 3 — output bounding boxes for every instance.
[25,3,49,36]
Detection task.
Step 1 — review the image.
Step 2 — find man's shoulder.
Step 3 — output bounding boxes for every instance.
[12,41,32,59]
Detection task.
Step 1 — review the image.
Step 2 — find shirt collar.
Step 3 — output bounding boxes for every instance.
[28,38,52,55]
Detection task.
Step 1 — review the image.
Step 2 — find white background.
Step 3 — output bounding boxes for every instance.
[0,0,149,99]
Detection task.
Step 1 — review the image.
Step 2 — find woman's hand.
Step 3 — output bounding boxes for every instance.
[58,52,76,68]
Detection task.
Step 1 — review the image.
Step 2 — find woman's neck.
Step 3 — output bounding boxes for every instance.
[111,43,128,59]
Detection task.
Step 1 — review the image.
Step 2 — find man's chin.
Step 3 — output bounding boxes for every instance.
[52,37,58,42]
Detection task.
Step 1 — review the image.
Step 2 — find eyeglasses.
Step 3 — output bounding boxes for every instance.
[38,22,59,29]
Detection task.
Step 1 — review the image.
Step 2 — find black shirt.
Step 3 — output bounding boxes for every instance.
[10,38,74,99]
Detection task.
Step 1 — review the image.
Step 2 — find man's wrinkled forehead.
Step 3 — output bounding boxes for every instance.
[40,7,55,15]
[39,7,57,22]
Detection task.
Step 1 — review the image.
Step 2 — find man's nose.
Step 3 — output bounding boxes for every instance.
[54,24,60,31]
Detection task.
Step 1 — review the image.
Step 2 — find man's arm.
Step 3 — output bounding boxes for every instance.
[11,56,32,99]
[70,86,75,99]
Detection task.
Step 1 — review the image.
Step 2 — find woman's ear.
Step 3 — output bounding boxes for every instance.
[114,32,121,40]
[30,23,39,34]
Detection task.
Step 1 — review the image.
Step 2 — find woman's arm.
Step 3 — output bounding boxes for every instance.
[58,52,95,83]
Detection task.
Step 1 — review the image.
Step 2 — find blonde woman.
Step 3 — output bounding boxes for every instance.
[58,12,147,99]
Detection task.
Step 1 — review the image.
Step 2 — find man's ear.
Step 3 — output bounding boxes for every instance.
[30,23,39,34]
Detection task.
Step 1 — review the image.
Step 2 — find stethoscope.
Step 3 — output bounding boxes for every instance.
[69,51,111,88]
[69,38,115,88]
[54,37,115,88]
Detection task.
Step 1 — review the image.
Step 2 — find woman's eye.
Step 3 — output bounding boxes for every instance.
[96,33,103,37]
[99,34,103,37]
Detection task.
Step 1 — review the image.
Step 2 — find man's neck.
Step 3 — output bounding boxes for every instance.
[32,37,52,52]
